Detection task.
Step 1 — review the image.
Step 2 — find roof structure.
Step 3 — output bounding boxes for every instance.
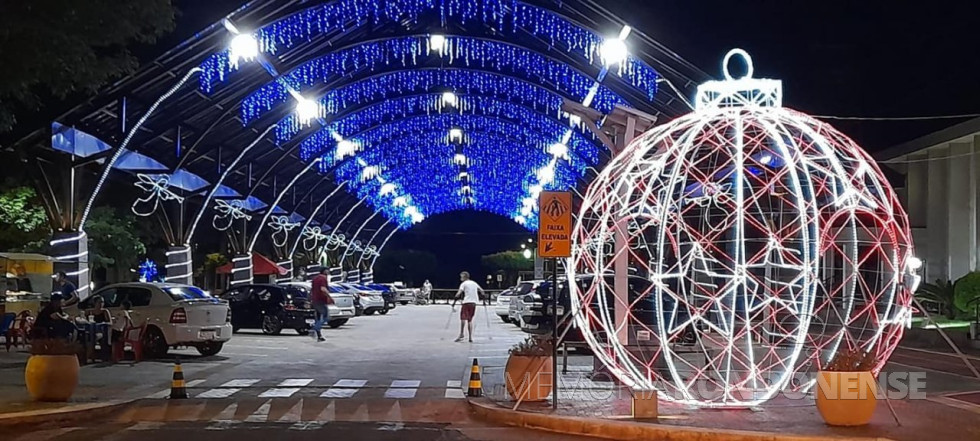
[16,0,708,255]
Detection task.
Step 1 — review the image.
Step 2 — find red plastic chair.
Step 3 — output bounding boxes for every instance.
[112,319,147,363]
[5,311,34,352]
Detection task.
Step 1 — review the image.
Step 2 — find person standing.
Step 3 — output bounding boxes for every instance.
[309,268,333,342]
[54,272,80,307]
[451,271,486,343]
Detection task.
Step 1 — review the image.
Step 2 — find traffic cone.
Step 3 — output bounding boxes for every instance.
[467,358,482,398]
[169,358,188,399]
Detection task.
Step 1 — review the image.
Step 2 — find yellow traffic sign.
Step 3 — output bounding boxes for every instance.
[537,191,572,258]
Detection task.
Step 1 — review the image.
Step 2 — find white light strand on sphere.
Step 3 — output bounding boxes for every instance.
[569,49,917,408]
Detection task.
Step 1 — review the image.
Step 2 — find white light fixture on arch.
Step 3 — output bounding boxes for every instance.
[335,139,359,160]
[294,96,322,125]
[392,196,409,207]
[549,142,569,159]
[453,153,467,165]
[529,184,543,198]
[379,183,397,196]
[449,127,464,143]
[229,33,259,68]
[429,34,448,56]
[514,215,527,225]
[536,165,555,185]
[442,91,459,107]
[599,25,632,67]
[361,165,380,181]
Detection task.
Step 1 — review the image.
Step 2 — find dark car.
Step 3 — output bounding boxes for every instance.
[525,274,682,346]
[366,283,398,311]
[221,284,315,335]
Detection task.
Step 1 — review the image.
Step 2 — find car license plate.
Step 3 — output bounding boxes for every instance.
[199,330,216,340]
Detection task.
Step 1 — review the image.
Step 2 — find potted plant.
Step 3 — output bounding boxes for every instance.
[815,346,877,426]
[505,336,553,402]
[25,339,81,401]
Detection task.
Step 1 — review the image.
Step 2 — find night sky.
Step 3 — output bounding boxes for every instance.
[21,1,980,288]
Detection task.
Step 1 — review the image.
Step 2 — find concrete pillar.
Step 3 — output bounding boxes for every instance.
[974,136,980,274]
[165,246,193,285]
[229,253,253,287]
[906,153,928,228]
[346,269,360,283]
[948,142,976,280]
[276,260,293,283]
[329,266,344,285]
[50,231,90,300]
[927,146,950,280]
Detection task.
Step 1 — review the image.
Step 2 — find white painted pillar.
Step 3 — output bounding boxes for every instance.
[927,146,950,280]
[948,142,976,280]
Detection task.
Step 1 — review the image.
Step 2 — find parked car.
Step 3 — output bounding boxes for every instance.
[495,281,543,323]
[73,283,231,358]
[220,284,315,335]
[277,282,357,328]
[366,283,398,311]
[336,283,387,315]
[390,282,419,305]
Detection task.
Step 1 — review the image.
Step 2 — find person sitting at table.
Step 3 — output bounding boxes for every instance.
[85,295,112,324]
[34,294,75,340]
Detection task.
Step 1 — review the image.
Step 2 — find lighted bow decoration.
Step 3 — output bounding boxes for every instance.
[346,240,364,254]
[360,245,379,261]
[268,216,301,248]
[301,226,328,251]
[325,233,347,251]
[212,200,252,231]
[132,174,185,217]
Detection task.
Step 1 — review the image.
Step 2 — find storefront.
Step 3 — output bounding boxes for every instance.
[0,253,54,316]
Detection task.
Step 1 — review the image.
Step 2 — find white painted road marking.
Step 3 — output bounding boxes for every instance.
[390,380,421,388]
[258,387,301,398]
[279,378,314,387]
[333,379,368,388]
[384,388,417,399]
[196,388,241,399]
[221,379,261,387]
[321,388,358,398]
[146,379,205,398]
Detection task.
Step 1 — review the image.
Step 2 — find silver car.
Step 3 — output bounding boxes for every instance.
[278,282,357,327]
[336,283,387,315]
[499,281,543,324]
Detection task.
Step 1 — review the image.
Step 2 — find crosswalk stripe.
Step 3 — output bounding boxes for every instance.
[321,388,358,398]
[213,403,238,420]
[279,378,314,387]
[384,388,417,399]
[221,379,260,387]
[245,400,272,422]
[332,379,367,388]
[197,388,241,399]
[389,380,421,388]
[446,380,462,388]
[258,388,300,398]
[290,421,325,431]
[445,388,466,399]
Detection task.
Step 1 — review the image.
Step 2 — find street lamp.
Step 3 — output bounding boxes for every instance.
[523,249,532,260]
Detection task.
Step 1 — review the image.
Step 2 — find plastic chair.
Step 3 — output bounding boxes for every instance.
[112,319,147,363]
[5,311,33,352]
[0,313,14,336]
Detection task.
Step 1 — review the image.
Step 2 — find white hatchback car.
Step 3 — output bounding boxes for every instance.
[74,283,232,357]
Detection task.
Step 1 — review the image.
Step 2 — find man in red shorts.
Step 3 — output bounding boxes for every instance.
[451,271,486,343]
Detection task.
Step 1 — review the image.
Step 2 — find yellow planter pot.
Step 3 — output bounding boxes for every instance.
[815,371,877,426]
[505,355,553,402]
[25,355,80,402]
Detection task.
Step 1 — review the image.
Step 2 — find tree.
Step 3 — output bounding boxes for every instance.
[86,206,145,282]
[954,272,980,318]
[481,251,533,271]
[375,249,438,286]
[915,278,958,320]
[0,1,176,132]
[0,183,50,251]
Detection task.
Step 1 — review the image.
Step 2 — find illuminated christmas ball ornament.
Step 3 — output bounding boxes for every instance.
[569,49,919,407]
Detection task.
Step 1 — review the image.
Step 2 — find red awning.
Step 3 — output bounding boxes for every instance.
[215,253,288,276]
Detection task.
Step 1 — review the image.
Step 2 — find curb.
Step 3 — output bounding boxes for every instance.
[468,399,895,441]
[0,399,136,427]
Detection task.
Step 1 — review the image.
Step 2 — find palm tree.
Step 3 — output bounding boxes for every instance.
[916,279,958,320]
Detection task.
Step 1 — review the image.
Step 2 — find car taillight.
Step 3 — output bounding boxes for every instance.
[170,308,187,324]
[359,292,372,297]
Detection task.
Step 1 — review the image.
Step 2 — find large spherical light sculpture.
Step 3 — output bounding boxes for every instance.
[569,49,918,407]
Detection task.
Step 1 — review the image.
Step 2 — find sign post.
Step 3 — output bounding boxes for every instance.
[537,191,572,410]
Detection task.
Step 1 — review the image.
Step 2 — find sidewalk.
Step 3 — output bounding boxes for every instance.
[475,362,980,441]
[0,348,225,424]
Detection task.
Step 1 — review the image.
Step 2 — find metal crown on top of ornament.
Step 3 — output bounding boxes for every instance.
[569,49,919,407]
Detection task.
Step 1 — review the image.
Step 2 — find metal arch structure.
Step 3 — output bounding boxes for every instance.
[12,0,708,291]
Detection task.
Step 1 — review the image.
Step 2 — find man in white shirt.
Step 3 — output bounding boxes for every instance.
[451,271,486,343]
